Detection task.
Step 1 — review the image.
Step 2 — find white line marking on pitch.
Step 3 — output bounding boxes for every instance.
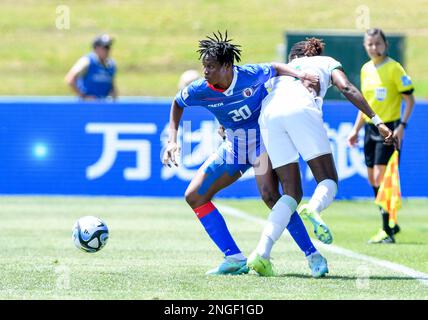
[217,203,428,286]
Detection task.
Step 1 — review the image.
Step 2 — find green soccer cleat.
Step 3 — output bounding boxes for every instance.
[298,204,333,244]
[368,229,395,244]
[205,257,250,275]
[247,251,274,277]
[307,252,329,278]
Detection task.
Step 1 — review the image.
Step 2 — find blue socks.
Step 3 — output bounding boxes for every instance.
[194,202,241,256]
[193,200,316,259]
[287,212,317,256]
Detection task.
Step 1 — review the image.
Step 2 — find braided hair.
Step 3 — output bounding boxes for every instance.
[288,37,325,61]
[198,31,242,66]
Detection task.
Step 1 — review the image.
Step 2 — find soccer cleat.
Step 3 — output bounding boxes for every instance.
[205,256,250,275]
[381,236,395,243]
[298,204,333,244]
[307,252,329,278]
[368,230,395,244]
[392,224,401,235]
[247,251,274,277]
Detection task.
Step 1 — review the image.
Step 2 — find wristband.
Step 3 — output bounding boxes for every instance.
[399,121,407,129]
[371,114,383,126]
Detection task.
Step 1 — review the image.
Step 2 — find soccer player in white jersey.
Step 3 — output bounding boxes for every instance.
[247,38,395,276]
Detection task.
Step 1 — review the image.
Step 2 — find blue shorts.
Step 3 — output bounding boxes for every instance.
[198,141,261,195]
[218,128,266,166]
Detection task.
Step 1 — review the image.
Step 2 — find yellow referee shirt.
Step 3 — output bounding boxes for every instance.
[361,57,414,123]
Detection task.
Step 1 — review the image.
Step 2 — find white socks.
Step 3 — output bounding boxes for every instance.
[255,195,298,259]
[308,179,338,214]
[227,253,246,261]
[306,251,320,259]
[255,236,274,259]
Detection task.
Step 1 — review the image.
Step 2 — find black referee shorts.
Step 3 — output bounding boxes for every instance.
[364,120,400,168]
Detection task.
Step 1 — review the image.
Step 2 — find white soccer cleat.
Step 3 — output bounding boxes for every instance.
[307,252,329,278]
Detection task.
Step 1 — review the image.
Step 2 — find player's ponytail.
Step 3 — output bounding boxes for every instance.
[288,37,324,61]
[303,37,324,57]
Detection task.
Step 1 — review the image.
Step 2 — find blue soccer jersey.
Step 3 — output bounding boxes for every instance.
[175,63,276,165]
[77,52,116,98]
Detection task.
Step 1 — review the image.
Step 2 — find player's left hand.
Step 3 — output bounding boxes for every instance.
[377,123,394,146]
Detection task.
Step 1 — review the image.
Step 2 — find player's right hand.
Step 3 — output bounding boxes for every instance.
[162,142,180,167]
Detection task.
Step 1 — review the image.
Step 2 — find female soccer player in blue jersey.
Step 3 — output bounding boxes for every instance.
[162,31,327,277]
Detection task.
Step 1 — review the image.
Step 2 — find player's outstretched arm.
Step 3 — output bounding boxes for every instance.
[163,99,183,167]
[271,62,319,85]
[332,68,394,146]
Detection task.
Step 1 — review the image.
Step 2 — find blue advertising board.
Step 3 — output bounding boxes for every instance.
[0,98,426,198]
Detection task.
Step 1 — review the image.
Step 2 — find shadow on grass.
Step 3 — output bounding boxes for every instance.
[276,273,428,282]
[391,242,427,245]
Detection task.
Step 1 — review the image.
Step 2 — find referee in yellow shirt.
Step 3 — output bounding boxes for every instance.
[347,28,415,243]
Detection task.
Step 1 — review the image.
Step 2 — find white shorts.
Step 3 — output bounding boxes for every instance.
[259,84,332,169]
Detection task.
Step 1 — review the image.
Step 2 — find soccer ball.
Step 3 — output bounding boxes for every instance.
[72,216,109,253]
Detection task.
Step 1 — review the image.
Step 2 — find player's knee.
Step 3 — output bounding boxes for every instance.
[184,189,198,207]
[184,188,208,208]
[260,187,281,209]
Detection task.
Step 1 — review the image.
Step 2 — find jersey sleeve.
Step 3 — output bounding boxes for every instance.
[393,62,414,93]
[326,57,343,72]
[175,82,197,108]
[245,63,277,84]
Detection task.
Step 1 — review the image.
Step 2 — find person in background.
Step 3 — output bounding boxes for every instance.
[178,69,201,90]
[65,34,118,100]
[347,28,415,244]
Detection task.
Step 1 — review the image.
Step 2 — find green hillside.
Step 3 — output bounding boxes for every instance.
[1,0,427,97]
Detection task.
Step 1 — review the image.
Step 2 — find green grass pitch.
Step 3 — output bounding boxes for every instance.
[0,196,427,300]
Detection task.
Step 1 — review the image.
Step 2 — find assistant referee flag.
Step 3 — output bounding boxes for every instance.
[375,150,402,227]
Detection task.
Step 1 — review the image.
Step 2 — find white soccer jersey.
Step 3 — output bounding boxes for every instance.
[259,56,342,168]
[266,56,342,100]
